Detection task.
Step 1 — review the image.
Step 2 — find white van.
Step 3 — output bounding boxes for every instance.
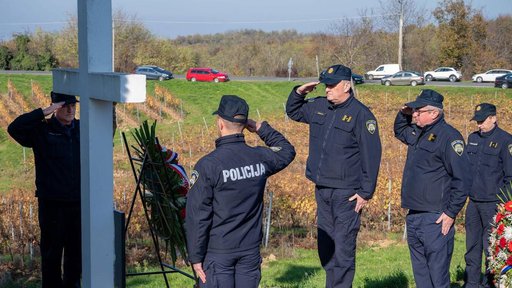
[365,64,401,80]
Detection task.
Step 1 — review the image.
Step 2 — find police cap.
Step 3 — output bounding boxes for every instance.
[471,103,496,122]
[213,95,249,124]
[405,89,444,109]
[51,91,79,104]
[319,64,352,85]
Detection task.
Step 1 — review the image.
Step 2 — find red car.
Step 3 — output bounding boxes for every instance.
[186,67,229,82]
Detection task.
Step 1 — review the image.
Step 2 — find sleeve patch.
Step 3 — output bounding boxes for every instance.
[508,144,512,156]
[366,120,377,134]
[189,170,199,188]
[451,140,464,156]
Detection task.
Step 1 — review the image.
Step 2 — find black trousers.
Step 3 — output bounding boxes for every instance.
[315,187,361,288]
[406,211,454,288]
[199,247,261,288]
[464,200,498,288]
[38,198,82,288]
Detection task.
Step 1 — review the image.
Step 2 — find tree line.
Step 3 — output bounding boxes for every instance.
[0,0,511,79]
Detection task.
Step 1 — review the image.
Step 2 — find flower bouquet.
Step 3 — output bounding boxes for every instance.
[488,184,512,287]
[131,120,189,265]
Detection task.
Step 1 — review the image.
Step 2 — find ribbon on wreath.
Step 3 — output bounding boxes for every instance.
[501,265,512,275]
[157,144,189,218]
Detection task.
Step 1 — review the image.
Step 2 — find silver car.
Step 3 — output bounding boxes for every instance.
[381,71,425,86]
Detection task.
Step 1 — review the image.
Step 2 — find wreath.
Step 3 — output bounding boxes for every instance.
[488,184,512,287]
[132,120,189,265]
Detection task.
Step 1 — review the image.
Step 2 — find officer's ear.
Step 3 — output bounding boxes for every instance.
[342,81,351,93]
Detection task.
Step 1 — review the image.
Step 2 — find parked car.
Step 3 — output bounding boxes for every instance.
[495,73,512,89]
[423,67,462,82]
[352,73,365,84]
[381,71,425,86]
[186,67,229,82]
[134,65,173,81]
[472,69,512,83]
[365,64,400,80]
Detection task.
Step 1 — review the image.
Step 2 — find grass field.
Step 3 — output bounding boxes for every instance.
[120,233,468,288]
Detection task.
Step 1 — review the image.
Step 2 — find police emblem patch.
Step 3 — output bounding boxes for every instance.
[451,140,464,156]
[328,67,334,74]
[189,170,199,188]
[509,144,512,156]
[270,146,282,152]
[476,105,481,111]
[366,120,376,134]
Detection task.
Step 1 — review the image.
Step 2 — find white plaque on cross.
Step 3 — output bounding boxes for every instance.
[51,0,146,286]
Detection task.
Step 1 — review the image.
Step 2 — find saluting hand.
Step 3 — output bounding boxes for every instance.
[42,101,66,116]
[400,106,413,115]
[296,82,320,96]
[349,193,367,213]
[435,213,454,236]
[192,263,206,284]
[246,119,262,133]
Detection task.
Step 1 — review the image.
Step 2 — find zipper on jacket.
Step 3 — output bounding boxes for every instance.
[316,110,338,183]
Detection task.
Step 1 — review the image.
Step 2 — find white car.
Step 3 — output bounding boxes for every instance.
[365,64,400,80]
[424,67,462,82]
[472,69,512,83]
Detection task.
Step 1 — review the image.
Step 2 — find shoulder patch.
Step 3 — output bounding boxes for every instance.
[508,144,512,156]
[451,140,464,156]
[270,146,282,152]
[189,170,199,188]
[365,120,376,134]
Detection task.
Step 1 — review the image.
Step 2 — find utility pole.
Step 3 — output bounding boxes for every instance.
[398,0,404,70]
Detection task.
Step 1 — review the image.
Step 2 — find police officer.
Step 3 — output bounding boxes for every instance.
[286,64,382,288]
[8,92,81,288]
[464,103,512,288]
[186,95,295,288]
[394,89,471,288]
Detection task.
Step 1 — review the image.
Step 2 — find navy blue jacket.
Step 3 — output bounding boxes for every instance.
[8,108,81,201]
[467,125,512,202]
[286,87,382,199]
[185,122,295,264]
[394,112,470,218]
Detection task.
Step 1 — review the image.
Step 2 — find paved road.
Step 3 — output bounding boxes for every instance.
[0,70,498,88]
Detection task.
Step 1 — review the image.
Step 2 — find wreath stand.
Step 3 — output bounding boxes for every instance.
[121,132,197,288]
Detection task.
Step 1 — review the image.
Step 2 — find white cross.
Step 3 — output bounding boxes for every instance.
[51,0,146,286]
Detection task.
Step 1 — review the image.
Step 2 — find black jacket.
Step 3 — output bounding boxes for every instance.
[467,125,512,202]
[8,109,80,201]
[286,87,382,199]
[394,112,470,218]
[185,122,295,263]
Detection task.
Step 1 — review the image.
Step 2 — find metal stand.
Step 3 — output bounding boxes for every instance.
[121,132,197,287]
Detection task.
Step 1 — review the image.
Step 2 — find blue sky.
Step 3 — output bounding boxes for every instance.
[1,0,510,40]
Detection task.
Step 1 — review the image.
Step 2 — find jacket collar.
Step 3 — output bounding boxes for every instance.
[329,91,354,110]
[420,114,444,133]
[50,116,76,136]
[215,133,246,148]
[479,124,498,138]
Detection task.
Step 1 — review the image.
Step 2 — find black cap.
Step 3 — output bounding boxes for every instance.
[319,64,352,85]
[51,91,79,104]
[213,95,249,124]
[471,103,496,122]
[405,89,444,109]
